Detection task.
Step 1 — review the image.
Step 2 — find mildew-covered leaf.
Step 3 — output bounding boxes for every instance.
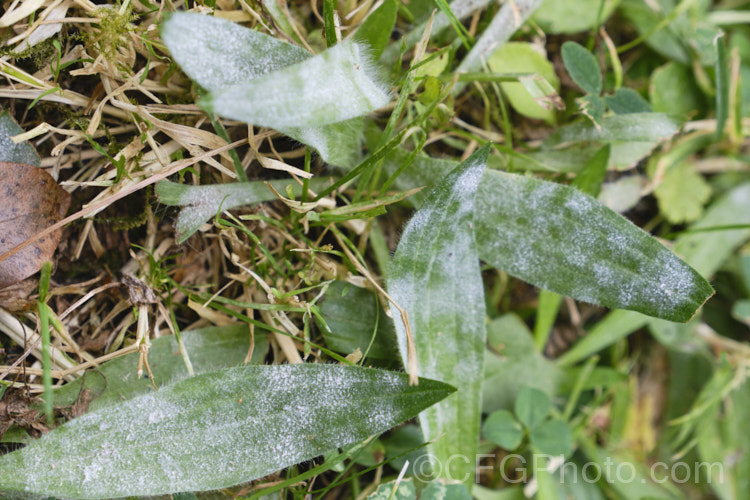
[0,162,71,288]
[156,178,331,243]
[0,112,41,167]
[53,324,268,412]
[201,40,390,129]
[475,169,714,322]
[544,113,679,146]
[388,146,488,485]
[161,12,309,93]
[160,13,377,166]
[0,365,454,499]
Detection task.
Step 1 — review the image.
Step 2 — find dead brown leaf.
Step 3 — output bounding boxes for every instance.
[0,162,71,288]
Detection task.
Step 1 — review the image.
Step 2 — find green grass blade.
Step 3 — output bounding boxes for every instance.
[388,145,489,485]
[714,31,729,141]
[0,365,454,498]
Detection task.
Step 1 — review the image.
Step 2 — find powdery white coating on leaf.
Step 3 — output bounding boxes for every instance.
[161,12,310,92]
[203,40,391,129]
[388,146,488,484]
[156,178,330,243]
[545,112,679,146]
[475,170,714,322]
[0,112,41,167]
[0,365,453,499]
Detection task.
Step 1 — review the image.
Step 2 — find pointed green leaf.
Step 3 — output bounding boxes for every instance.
[353,0,397,59]
[0,111,41,167]
[388,146,489,485]
[561,41,602,95]
[0,365,454,499]
[475,169,714,322]
[201,40,390,129]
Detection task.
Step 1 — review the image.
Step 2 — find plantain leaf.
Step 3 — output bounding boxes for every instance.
[475,169,714,322]
[561,41,602,95]
[380,147,713,322]
[388,145,488,485]
[0,365,454,499]
[200,40,390,129]
[160,12,380,167]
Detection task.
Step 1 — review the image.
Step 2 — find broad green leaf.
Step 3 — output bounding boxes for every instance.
[514,386,551,430]
[366,478,417,500]
[155,178,331,243]
[475,169,714,322]
[483,314,559,413]
[0,365,454,499]
[604,87,652,114]
[649,62,705,118]
[483,410,524,450]
[161,12,309,93]
[654,162,712,224]
[201,40,390,129]
[161,13,372,166]
[53,324,267,412]
[487,42,560,123]
[529,419,573,457]
[0,111,41,167]
[388,146,489,485]
[561,41,602,95]
[318,281,398,359]
[533,0,619,34]
[353,0,397,59]
[598,175,647,213]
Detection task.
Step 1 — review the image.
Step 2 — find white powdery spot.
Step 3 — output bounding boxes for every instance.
[161,12,309,92]
[207,40,391,130]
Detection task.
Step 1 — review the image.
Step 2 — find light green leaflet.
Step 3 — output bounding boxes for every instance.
[0,365,454,499]
[161,13,387,167]
[388,146,488,485]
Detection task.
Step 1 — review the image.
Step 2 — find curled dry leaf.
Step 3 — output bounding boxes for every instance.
[0,162,71,289]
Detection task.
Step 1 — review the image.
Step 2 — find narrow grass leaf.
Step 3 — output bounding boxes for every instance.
[572,144,610,197]
[0,365,454,499]
[714,31,729,140]
[475,170,714,322]
[388,145,489,485]
[201,40,390,129]
[561,41,602,95]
